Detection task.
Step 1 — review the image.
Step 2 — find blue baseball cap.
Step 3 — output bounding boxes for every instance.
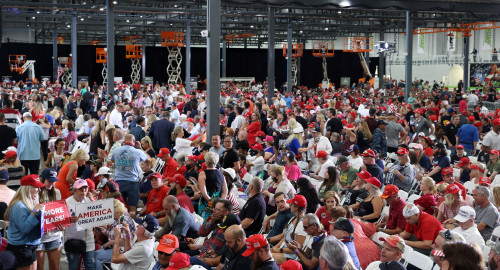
[0,169,8,182]
[447,108,456,113]
[134,214,159,233]
[40,168,60,182]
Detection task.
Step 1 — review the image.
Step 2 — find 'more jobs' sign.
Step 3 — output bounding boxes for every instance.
[75,198,114,230]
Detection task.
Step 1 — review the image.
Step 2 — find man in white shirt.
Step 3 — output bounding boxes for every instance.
[109,104,125,129]
[310,151,335,181]
[467,90,479,106]
[305,126,333,165]
[231,107,245,134]
[123,87,132,102]
[169,103,180,125]
[112,214,157,270]
[452,206,485,248]
[482,119,500,155]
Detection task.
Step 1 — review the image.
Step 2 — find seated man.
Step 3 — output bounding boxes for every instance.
[451,206,485,248]
[330,217,361,270]
[152,234,180,270]
[239,177,266,236]
[155,195,200,241]
[218,225,253,270]
[310,151,335,181]
[399,203,444,256]
[168,174,194,213]
[263,192,295,243]
[138,172,170,226]
[365,235,406,270]
[377,185,407,235]
[111,214,158,270]
[287,214,326,270]
[430,229,465,269]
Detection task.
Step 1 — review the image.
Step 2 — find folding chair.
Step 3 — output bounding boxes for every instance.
[398,190,409,201]
[371,231,390,246]
[403,249,434,269]
[407,194,421,204]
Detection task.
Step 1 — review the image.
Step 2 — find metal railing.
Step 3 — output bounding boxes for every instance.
[386,54,464,65]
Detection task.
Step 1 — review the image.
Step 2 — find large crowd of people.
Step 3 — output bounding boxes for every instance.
[0,78,499,270]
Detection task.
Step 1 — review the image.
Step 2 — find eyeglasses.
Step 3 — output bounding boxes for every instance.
[223,140,232,143]
[158,251,174,256]
[303,223,314,229]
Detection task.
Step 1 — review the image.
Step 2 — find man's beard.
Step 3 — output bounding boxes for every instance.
[168,188,177,196]
[167,209,177,228]
[251,255,264,270]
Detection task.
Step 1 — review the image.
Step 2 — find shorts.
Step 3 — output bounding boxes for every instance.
[6,244,38,267]
[115,180,139,207]
[37,238,62,251]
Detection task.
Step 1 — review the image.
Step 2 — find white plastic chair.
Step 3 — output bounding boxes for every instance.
[403,249,434,270]
[377,206,390,223]
[371,231,390,246]
[398,190,409,201]
[453,168,461,179]
[407,194,421,204]
[469,156,478,163]
[463,181,475,195]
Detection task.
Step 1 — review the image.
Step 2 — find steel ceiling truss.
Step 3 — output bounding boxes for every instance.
[2,0,500,46]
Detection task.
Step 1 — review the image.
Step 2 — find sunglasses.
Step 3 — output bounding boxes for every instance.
[158,251,174,256]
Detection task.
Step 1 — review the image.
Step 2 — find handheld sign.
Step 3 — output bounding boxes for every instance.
[42,200,71,233]
[75,198,114,231]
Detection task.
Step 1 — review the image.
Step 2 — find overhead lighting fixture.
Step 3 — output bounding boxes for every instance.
[250,25,254,28]
[339,1,350,7]
[325,27,329,30]
[299,30,303,34]
[126,19,130,22]
[32,16,35,19]
[99,7,104,11]
[113,1,117,4]
[338,10,342,14]
[140,15,143,18]
[80,18,84,21]
[174,4,178,7]
[67,25,71,28]
[36,10,40,14]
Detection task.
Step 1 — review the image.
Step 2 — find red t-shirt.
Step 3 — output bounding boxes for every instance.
[414,193,437,215]
[146,185,170,215]
[177,192,195,213]
[315,206,331,229]
[386,198,407,230]
[162,157,179,180]
[174,165,187,177]
[404,212,443,242]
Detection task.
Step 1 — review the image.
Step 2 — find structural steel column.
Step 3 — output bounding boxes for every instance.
[52,25,58,82]
[142,21,146,81]
[286,24,292,92]
[464,36,470,91]
[185,22,192,94]
[267,6,275,105]
[222,37,227,77]
[405,11,413,102]
[106,0,115,100]
[206,0,221,140]
[71,16,77,88]
[379,31,385,89]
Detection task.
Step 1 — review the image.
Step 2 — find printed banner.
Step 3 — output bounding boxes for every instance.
[42,200,71,233]
[470,63,500,87]
[417,33,425,54]
[75,198,114,230]
[482,29,492,51]
[447,35,456,52]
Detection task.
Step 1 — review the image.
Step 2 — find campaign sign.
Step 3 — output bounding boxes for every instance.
[75,198,114,230]
[42,200,71,233]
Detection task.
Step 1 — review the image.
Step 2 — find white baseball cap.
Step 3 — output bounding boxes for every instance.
[222,168,236,180]
[402,204,420,217]
[2,146,17,154]
[95,167,111,176]
[453,206,476,223]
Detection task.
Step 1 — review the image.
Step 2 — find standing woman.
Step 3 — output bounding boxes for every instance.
[63,121,78,152]
[45,138,66,172]
[198,152,228,222]
[171,126,200,159]
[64,179,96,270]
[4,174,45,270]
[246,111,262,146]
[89,120,106,156]
[56,149,89,200]
[37,169,63,270]
[284,151,302,182]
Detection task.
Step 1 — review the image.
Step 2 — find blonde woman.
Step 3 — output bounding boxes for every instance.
[437,184,468,227]
[493,186,500,211]
[198,152,228,221]
[74,108,85,131]
[171,126,201,159]
[89,119,106,155]
[140,136,156,158]
[4,175,45,270]
[351,177,383,223]
[55,149,89,200]
[263,165,296,215]
[286,119,303,156]
[414,177,438,215]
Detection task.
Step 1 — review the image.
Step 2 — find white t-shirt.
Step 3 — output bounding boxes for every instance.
[348,156,363,171]
[109,109,124,129]
[231,115,245,130]
[453,225,485,249]
[483,130,500,151]
[119,238,155,270]
[247,155,266,176]
[174,137,193,158]
[318,159,335,179]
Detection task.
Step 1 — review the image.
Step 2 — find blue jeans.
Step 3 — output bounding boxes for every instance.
[67,250,96,270]
[190,256,211,269]
[95,248,113,270]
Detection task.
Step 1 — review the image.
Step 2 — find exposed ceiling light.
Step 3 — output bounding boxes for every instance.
[67,25,71,28]
[250,25,254,28]
[99,7,104,11]
[339,1,350,7]
[113,1,117,4]
[126,20,130,22]
[174,4,178,7]
[80,18,84,21]
[32,16,35,19]
[338,10,342,14]
[299,30,303,33]
[325,27,329,30]
[36,11,40,14]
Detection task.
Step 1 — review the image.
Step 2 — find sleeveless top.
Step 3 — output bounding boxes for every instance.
[57,161,78,186]
[204,169,224,195]
[6,164,24,189]
[357,197,377,222]
[89,132,105,155]
[50,152,65,172]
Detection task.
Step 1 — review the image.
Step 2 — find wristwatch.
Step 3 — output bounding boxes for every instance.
[280,248,283,253]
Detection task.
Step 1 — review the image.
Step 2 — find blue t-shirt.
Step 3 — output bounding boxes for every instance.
[431,155,451,183]
[111,145,148,182]
[419,155,432,170]
[288,138,301,156]
[7,201,42,245]
[456,124,479,149]
[16,120,45,160]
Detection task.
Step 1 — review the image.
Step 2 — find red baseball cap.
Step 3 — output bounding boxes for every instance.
[315,151,328,159]
[441,167,454,176]
[149,172,162,180]
[365,177,382,188]
[356,170,372,180]
[286,194,307,208]
[242,234,269,257]
[361,149,376,158]
[470,164,485,173]
[492,118,500,126]
[446,184,460,194]
[429,115,437,122]
[168,174,187,187]
[186,118,194,122]
[189,135,200,141]
[379,235,405,253]
[414,109,423,115]
[381,185,399,199]
[4,151,17,159]
[250,143,264,152]
[479,176,491,186]
[280,260,303,270]
[456,145,464,150]
[165,252,190,270]
[490,149,500,156]
[157,148,170,158]
[396,148,409,156]
[20,174,45,188]
[468,116,476,122]
[457,157,470,167]
[256,131,265,137]
[186,155,198,161]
